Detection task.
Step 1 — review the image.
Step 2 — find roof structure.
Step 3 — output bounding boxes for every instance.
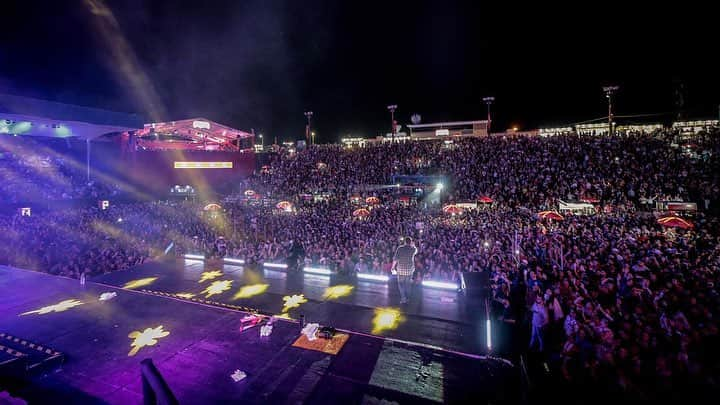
[135,118,253,151]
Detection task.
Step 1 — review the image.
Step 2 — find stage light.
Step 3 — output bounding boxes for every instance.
[304,267,332,275]
[184,254,205,260]
[202,280,233,298]
[21,299,84,315]
[175,292,196,299]
[128,325,170,356]
[223,257,245,265]
[357,273,389,282]
[486,319,492,350]
[123,277,158,289]
[371,307,404,334]
[322,285,354,299]
[173,161,233,169]
[198,270,223,283]
[281,294,308,312]
[421,280,459,290]
[117,218,123,223]
[233,284,269,299]
[483,241,489,248]
[264,262,288,269]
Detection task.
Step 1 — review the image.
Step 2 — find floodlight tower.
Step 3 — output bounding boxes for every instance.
[603,86,619,136]
[387,104,398,142]
[304,111,313,144]
[483,97,495,134]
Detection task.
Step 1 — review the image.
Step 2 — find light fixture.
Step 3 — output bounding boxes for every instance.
[421,280,459,290]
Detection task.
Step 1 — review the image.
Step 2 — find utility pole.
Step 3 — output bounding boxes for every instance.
[387,104,398,142]
[304,111,313,145]
[603,86,619,136]
[483,97,495,134]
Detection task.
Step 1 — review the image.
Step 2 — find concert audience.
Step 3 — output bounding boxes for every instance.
[0,127,719,399]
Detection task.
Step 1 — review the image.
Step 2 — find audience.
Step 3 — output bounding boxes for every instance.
[1,126,719,399]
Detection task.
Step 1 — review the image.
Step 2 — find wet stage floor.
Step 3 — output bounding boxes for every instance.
[0,266,517,404]
[93,258,490,355]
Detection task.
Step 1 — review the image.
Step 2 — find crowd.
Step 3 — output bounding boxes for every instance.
[1,127,719,399]
[0,136,119,203]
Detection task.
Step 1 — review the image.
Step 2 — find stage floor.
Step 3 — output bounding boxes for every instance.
[0,266,517,404]
[93,258,490,355]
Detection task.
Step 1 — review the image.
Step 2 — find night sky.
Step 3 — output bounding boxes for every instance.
[1,0,718,143]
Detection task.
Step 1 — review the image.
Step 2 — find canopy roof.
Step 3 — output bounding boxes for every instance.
[135,118,253,150]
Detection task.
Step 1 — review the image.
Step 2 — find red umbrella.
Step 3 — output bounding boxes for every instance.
[442,204,464,215]
[365,196,381,205]
[353,208,370,218]
[538,211,564,221]
[276,201,293,211]
[657,216,693,230]
[478,196,493,204]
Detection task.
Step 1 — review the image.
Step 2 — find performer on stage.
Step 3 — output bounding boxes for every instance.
[392,237,417,304]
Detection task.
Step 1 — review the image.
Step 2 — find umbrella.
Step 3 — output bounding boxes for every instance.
[538,211,564,221]
[203,203,222,211]
[244,190,255,196]
[353,208,370,218]
[442,204,464,215]
[276,201,293,211]
[478,196,493,204]
[657,216,693,230]
[365,196,381,205]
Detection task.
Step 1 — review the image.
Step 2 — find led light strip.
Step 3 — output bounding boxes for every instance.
[486,319,492,350]
[357,273,389,282]
[303,267,332,275]
[174,161,233,169]
[421,280,459,290]
[263,262,288,269]
[223,258,245,264]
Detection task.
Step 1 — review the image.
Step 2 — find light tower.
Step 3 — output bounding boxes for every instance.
[387,104,397,142]
[304,111,313,145]
[483,97,495,134]
[603,86,619,136]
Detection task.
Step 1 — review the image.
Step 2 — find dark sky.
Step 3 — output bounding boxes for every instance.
[1,0,718,143]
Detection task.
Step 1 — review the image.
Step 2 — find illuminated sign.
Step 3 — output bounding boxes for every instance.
[192,120,211,129]
[174,162,233,169]
[435,129,449,136]
[20,207,31,216]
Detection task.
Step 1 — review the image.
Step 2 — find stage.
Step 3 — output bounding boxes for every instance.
[93,258,492,355]
[0,266,517,403]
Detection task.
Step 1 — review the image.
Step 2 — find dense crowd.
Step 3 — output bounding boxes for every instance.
[1,127,719,399]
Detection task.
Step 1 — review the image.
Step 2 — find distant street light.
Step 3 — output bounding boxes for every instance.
[387,104,397,142]
[483,97,495,134]
[603,86,619,136]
